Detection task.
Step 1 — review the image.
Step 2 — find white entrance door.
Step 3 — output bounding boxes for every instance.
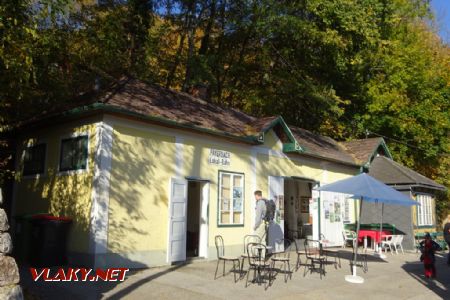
[169,178,188,263]
[268,176,285,251]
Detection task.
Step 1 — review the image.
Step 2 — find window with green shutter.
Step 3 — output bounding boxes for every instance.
[59,136,88,172]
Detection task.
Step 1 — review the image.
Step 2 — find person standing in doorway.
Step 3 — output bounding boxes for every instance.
[443,216,450,266]
[254,190,267,245]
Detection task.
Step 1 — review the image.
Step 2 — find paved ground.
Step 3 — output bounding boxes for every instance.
[21,249,450,300]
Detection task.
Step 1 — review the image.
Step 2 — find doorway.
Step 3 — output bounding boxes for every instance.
[168,178,209,263]
[283,179,313,240]
[187,181,201,257]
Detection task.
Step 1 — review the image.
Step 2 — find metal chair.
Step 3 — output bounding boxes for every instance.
[320,234,341,269]
[292,238,304,271]
[214,235,240,282]
[270,239,292,283]
[303,239,326,279]
[245,242,272,288]
[350,243,368,273]
[240,235,261,277]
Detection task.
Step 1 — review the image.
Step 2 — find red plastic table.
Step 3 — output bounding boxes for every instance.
[358,229,392,249]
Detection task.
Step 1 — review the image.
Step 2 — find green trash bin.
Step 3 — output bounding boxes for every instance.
[13,213,50,263]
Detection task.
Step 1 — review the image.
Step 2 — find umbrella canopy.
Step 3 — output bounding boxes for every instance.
[317,173,418,206]
[316,172,418,283]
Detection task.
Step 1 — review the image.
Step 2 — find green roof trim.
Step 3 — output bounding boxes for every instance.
[368,138,393,164]
[258,116,305,153]
[283,142,302,153]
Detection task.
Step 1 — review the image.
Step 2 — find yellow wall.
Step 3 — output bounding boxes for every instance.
[14,114,360,264]
[107,125,176,253]
[182,137,254,248]
[107,122,358,260]
[14,121,97,253]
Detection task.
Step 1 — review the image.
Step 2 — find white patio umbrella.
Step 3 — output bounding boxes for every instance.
[316,173,419,284]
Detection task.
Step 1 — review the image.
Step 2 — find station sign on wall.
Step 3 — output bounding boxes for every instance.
[208,148,231,166]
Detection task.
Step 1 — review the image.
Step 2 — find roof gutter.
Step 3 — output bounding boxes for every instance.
[388,183,447,192]
[290,151,362,168]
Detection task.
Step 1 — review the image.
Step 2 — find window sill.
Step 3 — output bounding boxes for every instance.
[416,225,435,229]
[217,224,244,228]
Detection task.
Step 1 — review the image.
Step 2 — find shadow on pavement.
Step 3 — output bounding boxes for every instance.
[105,263,187,300]
[401,252,450,299]
[19,259,187,300]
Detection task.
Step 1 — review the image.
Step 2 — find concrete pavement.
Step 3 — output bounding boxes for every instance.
[21,249,450,299]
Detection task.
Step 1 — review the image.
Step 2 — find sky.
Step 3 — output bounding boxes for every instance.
[431,0,450,44]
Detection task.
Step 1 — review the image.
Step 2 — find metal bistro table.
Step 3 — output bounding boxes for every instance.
[254,245,272,285]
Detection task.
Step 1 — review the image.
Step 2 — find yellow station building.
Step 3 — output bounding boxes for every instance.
[11,78,442,268]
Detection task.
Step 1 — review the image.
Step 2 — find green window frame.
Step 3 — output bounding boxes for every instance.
[23,144,46,176]
[218,171,244,226]
[59,136,88,172]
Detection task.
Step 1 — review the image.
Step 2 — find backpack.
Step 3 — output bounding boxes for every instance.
[264,199,276,222]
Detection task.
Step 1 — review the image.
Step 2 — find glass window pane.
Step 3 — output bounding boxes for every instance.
[428,197,432,225]
[233,175,242,187]
[221,212,230,224]
[222,197,230,211]
[23,144,46,175]
[233,212,241,223]
[60,141,73,170]
[222,174,230,188]
[233,186,243,212]
[60,136,88,171]
[221,186,230,200]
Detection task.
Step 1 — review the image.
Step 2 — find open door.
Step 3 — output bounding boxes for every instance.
[168,178,187,263]
[311,183,320,240]
[268,176,285,252]
[320,191,346,246]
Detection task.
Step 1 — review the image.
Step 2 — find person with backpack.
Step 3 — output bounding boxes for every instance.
[254,191,267,244]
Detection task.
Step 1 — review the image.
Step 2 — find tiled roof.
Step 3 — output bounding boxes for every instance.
[369,156,446,190]
[341,138,385,164]
[290,127,357,165]
[248,116,279,133]
[17,77,362,166]
[99,78,360,165]
[99,78,257,137]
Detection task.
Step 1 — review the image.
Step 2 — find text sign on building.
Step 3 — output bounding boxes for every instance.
[208,149,231,166]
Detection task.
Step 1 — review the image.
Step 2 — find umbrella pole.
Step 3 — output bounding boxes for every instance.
[376,203,386,258]
[345,196,365,284]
